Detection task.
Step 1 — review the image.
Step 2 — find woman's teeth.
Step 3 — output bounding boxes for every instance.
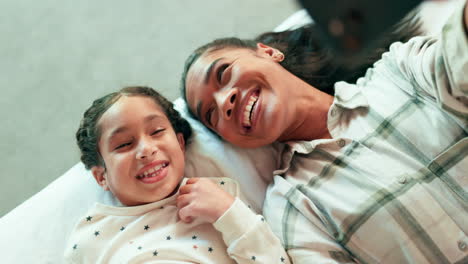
[243,94,258,126]
[136,163,167,179]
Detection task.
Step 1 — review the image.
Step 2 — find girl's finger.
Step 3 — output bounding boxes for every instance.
[178,206,194,223]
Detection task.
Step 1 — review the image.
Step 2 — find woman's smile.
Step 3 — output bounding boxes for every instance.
[240,89,261,133]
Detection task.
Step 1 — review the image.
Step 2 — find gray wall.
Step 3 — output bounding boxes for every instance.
[0,0,300,216]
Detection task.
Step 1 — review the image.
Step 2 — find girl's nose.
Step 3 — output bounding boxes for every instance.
[214,88,238,120]
[136,139,158,160]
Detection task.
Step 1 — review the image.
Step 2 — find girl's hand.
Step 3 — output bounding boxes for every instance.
[176,178,235,224]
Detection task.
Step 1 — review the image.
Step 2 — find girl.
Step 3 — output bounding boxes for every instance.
[65,86,290,263]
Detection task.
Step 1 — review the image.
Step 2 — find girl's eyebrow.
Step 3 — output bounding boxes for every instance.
[204,58,223,84]
[107,114,164,141]
[107,126,129,142]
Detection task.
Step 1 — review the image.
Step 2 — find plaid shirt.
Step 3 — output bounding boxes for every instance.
[264,3,468,264]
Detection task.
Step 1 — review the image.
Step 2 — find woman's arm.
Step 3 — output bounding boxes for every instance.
[374,0,468,120]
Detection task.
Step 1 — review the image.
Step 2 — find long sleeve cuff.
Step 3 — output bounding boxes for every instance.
[213,197,257,246]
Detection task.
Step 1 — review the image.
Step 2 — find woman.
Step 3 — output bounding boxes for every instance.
[181,1,467,263]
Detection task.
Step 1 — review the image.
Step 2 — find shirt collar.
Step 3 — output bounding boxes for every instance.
[275,139,339,175]
[333,81,369,109]
[274,82,368,174]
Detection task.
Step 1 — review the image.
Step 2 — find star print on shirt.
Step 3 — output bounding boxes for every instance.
[120,226,125,231]
[138,246,142,250]
[192,235,197,240]
[86,216,92,221]
[220,181,225,185]
[166,236,171,240]
[72,244,77,250]
[281,257,285,262]
[94,231,100,236]
[208,247,213,253]
[144,225,150,230]
[153,250,158,256]
[251,256,256,261]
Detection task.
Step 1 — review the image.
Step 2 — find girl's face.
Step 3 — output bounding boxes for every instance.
[185,43,297,148]
[92,96,185,206]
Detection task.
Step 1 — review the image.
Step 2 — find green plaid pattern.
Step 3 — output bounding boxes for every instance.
[263,4,468,263]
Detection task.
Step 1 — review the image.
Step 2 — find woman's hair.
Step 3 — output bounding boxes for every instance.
[76,86,192,170]
[180,14,422,116]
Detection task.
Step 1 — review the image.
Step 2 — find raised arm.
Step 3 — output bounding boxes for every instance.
[384,0,468,118]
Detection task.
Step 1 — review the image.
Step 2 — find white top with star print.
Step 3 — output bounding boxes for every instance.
[64,177,290,264]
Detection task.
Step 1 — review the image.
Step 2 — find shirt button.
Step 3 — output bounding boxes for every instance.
[428,163,438,172]
[458,241,467,252]
[337,139,346,147]
[397,175,407,184]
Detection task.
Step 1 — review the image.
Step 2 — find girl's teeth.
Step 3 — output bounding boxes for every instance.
[138,163,167,179]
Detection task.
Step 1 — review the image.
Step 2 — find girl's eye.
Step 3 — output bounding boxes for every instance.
[151,128,165,136]
[115,142,131,150]
[216,64,229,83]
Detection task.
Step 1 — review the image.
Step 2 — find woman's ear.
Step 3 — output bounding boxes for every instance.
[256,43,284,62]
[91,166,110,191]
[176,133,185,152]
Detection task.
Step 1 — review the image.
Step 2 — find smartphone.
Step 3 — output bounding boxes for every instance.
[297,0,422,61]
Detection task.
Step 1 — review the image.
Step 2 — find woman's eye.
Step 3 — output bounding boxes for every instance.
[216,64,229,83]
[151,129,165,136]
[206,107,215,127]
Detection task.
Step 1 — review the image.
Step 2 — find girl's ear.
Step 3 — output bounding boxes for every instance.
[91,166,110,191]
[176,133,186,152]
[256,43,284,62]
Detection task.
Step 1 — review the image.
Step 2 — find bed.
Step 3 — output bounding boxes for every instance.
[0,2,457,262]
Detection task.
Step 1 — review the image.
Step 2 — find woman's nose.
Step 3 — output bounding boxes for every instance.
[214,88,238,120]
[136,139,158,160]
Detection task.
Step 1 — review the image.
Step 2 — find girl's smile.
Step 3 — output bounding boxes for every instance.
[135,160,169,184]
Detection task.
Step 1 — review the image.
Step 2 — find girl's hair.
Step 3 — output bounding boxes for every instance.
[76,86,192,170]
[180,14,421,117]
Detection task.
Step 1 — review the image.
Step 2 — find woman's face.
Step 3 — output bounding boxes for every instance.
[92,96,186,206]
[185,43,296,148]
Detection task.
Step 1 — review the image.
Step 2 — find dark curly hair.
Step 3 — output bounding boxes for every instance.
[76,86,192,170]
